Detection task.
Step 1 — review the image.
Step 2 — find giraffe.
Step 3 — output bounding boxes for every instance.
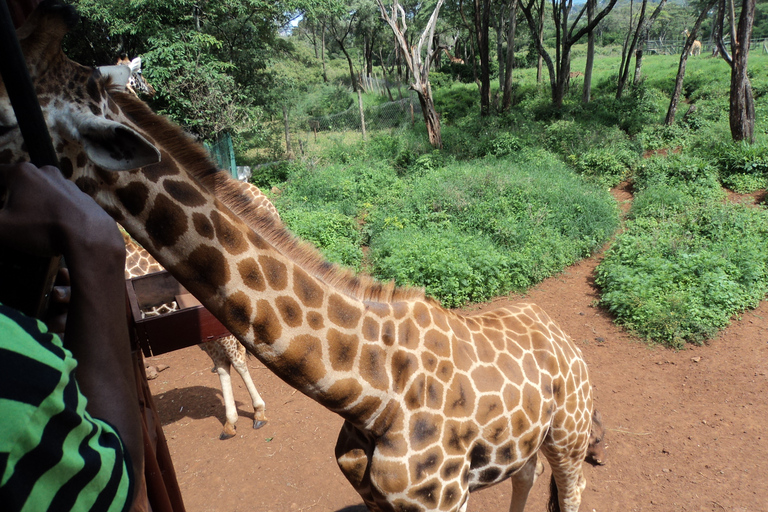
[683,29,702,57]
[2,3,601,510]
[115,53,156,98]
[440,46,465,65]
[121,182,274,440]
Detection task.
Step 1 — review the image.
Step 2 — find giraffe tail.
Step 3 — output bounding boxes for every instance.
[547,474,561,512]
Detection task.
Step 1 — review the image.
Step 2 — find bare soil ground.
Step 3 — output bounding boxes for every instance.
[145,185,768,512]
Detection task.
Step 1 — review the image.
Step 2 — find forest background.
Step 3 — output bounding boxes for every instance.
[63,0,768,348]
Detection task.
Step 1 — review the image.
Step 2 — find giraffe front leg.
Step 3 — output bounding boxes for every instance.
[230,344,267,429]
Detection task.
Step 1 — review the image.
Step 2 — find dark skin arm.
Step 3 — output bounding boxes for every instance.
[0,162,143,498]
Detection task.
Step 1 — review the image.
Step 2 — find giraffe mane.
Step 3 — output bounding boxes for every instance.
[111,92,432,305]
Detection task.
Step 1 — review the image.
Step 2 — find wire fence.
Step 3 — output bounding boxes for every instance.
[644,37,768,56]
[307,94,423,133]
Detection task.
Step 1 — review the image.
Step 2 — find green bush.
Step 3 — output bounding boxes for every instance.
[596,203,768,348]
[568,147,635,188]
[707,141,768,192]
[280,207,363,271]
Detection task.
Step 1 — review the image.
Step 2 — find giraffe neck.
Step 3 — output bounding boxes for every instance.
[93,94,431,426]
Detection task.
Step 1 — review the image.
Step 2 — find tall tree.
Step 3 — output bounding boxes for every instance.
[501,0,519,111]
[713,0,757,142]
[520,0,619,108]
[473,0,492,115]
[582,0,596,103]
[665,2,714,125]
[376,0,445,148]
[616,0,668,98]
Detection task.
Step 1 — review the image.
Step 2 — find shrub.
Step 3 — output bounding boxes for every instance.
[280,207,363,271]
[596,204,768,348]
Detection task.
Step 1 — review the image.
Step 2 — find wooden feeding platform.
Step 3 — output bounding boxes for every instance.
[125,270,232,357]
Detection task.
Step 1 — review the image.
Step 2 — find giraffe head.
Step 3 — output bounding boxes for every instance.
[0,1,160,175]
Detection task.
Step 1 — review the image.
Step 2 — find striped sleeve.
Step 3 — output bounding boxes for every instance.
[0,304,134,512]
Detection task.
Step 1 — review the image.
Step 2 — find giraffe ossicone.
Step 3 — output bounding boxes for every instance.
[1,2,603,510]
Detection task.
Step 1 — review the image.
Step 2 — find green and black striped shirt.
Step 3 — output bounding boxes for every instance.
[0,304,134,512]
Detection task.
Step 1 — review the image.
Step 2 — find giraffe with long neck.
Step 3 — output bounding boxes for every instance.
[122,228,268,440]
[1,3,599,510]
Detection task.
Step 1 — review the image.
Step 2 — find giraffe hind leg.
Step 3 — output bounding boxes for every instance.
[508,455,545,512]
[214,362,239,440]
[543,452,587,512]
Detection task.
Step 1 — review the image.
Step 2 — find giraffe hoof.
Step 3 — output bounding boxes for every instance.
[253,419,267,430]
[219,431,236,440]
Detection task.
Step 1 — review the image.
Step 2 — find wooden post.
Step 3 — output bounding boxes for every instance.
[357,89,366,141]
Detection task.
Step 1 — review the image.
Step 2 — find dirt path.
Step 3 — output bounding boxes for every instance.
[145,186,768,512]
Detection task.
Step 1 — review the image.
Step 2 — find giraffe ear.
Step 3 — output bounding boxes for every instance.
[97,65,131,92]
[79,117,161,171]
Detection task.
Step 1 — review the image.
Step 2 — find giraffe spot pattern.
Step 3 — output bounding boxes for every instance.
[116,182,149,216]
[306,311,324,330]
[275,295,303,328]
[408,479,440,507]
[259,255,287,290]
[397,318,419,349]
[146,194,187,248]
[409,412,442,450]
[192,212,214,239]
[358,344,389,390]
[324,378,363,412]
[163,179,207,207]
[237,258,266,291]
[177,244,229,295]
[293,267,323,308]
[222,291,252,337]
[328,294,362,328]
[391,350,418,393]
[141,155,179,182]
[279,334,326,387]
[211,210,248,255]
[361,316,380,341]
[327,329,358,372]
[252,299,281,345]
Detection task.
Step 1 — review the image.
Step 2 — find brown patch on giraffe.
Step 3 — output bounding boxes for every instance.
[275,295,303,328]
[280,334,326,385]
[94,166,118,185]
[397,318,419,349]
[146,194,188,248]
[251,299,282,345]
[412,302,431,328]
[498,353,525,385]
[365,301,390,318]
[192,212,214,239]
[116,182,149,216]
[327,329,358,372]
[381,320,396,346]
[141,155,179,182]
[440,457,464,480]
[75,176,98,196]
[293,267,324,308]
[440,481,462,509]
[466,318,482,333]
[424,329,450,357]
[469,441,492,469]
[361,316,380,341]
[237,258,266,292]
[452,342,477,372]
[483,416,510,444]
[431,309,450,331]
[425,376,444,409]
[473,334,496,363]
[306,311,324,330]
[421,353,438,373]
[495,442,516,465]
[176,244,229,295]
[163,179,207,207]
[324,378,363,411]
[391,350,418,393]
[59,156,73,178]
[328,294,362,328]
[471,365,505,394]
[246,230,270,250]
[443,420,477,455]
[221,291,252,337]
[370,459,408,493]
[408,477,441,508]
[404,374,426,410]
[259,255,288,291]
[358,344,389,390]
[521,352,541,385]
[377,426,407,457]
[436,360,454,383]
[211,210,248,255]
[511,409,532,437]
[475,395,503,426]
[522,382,543,419]
[409,412,442,450]
[391,302,408,320]
[501,382,522,411]
[344,395,383,424]
[444,374,476,418]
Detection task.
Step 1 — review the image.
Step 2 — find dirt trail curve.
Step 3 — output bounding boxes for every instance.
[145,185,768,512]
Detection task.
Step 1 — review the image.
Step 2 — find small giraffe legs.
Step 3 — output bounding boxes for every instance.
[508,455,545,512]
[214,363,239,440]
[230,351,267,430]
[545,455,587,512]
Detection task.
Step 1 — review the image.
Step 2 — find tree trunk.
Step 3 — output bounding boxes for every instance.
[665,3,712,125]
[321,24,328,83]
[582,0,595,103]
[282,105,293,158]
[339,43,357,92]
[474,0,492,115]
[497,8,505,90]
[633,48,643,85]
[536,0,544,83]
[729,0,756,142]
[416,84,442,148]
[502,0,518,111]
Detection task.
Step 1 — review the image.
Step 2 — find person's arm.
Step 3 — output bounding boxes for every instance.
[0,162,143,495]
